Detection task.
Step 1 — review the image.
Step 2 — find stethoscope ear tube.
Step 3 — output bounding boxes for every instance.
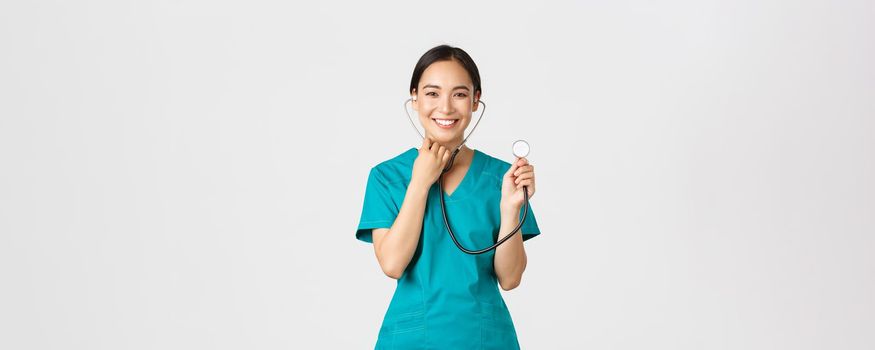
[403,98,487,153]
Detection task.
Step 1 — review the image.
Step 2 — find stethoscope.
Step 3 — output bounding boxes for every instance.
[404,98,531,255]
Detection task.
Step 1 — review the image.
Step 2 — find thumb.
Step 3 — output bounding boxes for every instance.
[505,159,521,179]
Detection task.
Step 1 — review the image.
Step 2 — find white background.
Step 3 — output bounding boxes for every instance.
[1,0,873,349]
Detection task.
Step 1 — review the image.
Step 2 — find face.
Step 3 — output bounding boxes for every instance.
[411,59,480,145]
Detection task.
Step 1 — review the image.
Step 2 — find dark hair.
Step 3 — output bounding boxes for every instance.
[409,45,482,97]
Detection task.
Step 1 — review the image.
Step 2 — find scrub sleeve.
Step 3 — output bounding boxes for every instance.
[356,166,399,243]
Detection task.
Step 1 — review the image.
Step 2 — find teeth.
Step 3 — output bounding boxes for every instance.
[434,119,457,126]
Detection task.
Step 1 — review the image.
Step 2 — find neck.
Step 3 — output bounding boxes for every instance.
[429,138,467,152]
[449,144,472,160]
[424,138,472,165]
[450,143,473,164]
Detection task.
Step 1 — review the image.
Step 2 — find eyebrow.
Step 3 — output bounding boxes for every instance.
[422,84,470,91]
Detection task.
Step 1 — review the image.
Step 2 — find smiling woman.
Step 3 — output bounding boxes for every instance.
[409,48,482,146]
[355,44,541,350]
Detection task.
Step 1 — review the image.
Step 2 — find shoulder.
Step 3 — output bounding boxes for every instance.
[369,147,418,185]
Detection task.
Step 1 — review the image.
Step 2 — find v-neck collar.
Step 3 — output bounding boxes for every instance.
[443,148,482,200]
[406,147,484,202]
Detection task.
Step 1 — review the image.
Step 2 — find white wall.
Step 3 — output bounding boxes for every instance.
[1,0,872,348]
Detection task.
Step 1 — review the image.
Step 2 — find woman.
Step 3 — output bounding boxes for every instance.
[355,45,541,349]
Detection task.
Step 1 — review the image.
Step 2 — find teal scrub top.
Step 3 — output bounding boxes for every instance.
[356,147,541,350]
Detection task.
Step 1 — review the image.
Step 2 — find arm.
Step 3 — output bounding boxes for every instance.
[370,138,450,280]
[371,182,430,279]
[494,207,527,291]
[495,156,536,291]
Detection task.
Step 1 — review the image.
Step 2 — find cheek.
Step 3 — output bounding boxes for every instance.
[416,103,436,117]
[457,103,474,119]
[455,100,473,112]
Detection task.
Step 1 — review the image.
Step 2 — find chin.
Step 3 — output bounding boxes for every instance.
[429,131,462,142]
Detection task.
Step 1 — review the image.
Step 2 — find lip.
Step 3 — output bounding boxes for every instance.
[431,118,459,129]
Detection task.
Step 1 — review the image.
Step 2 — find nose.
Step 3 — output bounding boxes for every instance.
[438,95,453,115]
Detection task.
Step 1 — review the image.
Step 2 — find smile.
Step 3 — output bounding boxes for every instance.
[432,118,458,129]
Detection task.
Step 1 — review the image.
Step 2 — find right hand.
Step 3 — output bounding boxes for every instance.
[411,138,451,190]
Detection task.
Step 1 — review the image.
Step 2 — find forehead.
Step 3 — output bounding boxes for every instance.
[419,60,472,88]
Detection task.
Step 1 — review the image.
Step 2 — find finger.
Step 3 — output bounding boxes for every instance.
[516,157,528,166]
[442,149,451,164]
[515,176,534,186]
[514,172,534,184]
[516,179,534,188]
[516,176,534,185]
[515,171,533,181]
[505,161,520,178]
[422,137,431,150]
[523,185,535,198]
[513,165,533,177]
[436,145,446,158]
[517,182,534,193]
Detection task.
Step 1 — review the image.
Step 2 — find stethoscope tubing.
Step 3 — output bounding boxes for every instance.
[403,98,529,254]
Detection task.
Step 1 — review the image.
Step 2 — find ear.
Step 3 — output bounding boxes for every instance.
[411,89,418,111]
[472,91,481,111]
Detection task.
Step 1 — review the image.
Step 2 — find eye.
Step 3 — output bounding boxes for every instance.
[455,93,468,98]
[425,92,438,97]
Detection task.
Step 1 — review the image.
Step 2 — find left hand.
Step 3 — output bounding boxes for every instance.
[501,157,536,213]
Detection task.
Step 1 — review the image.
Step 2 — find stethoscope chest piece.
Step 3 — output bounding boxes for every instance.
[512,140,530,158]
